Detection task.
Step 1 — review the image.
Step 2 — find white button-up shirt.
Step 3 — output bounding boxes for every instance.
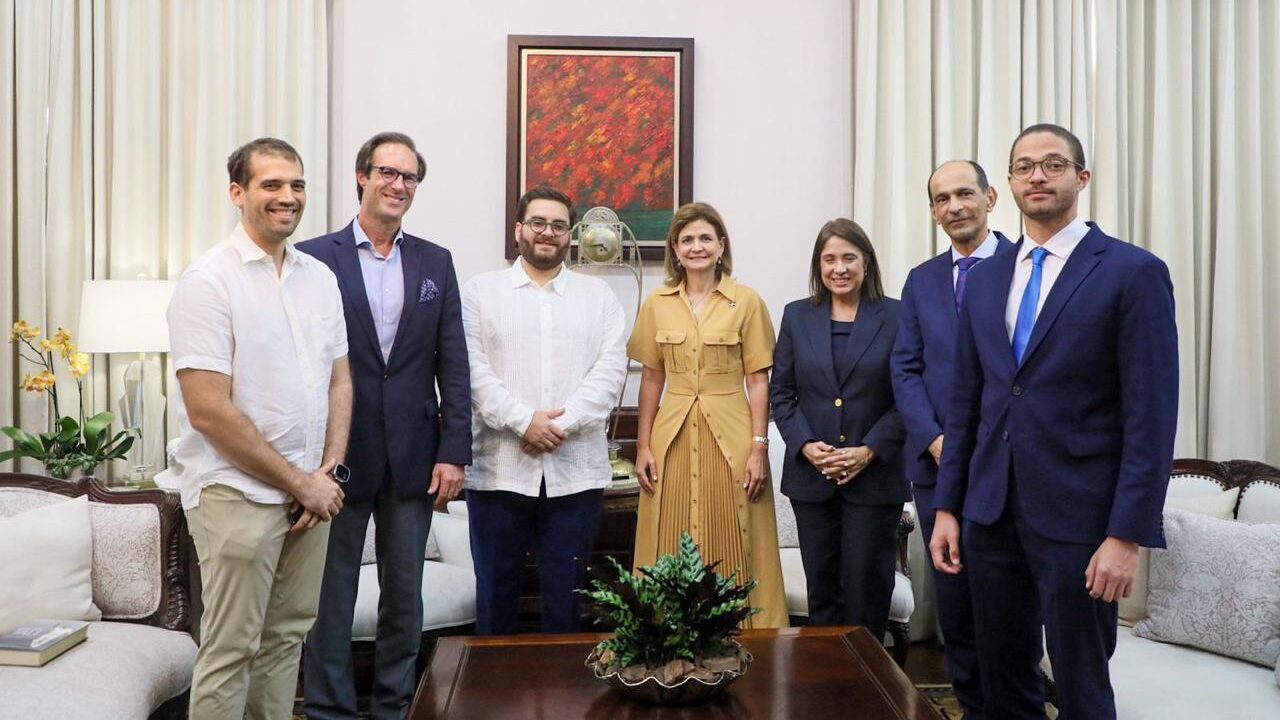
[461,258,628,497]
[1005,218,1090,340]
[951,230,1000,288]
[157,223,348,510]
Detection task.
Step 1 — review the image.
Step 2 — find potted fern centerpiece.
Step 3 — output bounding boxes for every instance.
[581,532,757,704]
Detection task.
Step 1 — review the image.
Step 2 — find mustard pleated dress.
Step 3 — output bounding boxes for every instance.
[627,276,788,628]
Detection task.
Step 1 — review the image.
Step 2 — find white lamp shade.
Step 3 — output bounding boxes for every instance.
[77,280,176,353]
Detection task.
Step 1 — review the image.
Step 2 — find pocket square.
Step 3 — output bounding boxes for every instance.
[419,278,439,303]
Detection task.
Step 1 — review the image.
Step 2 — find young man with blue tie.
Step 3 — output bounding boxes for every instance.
[929,125,1179,719]
[892,159,1012,719]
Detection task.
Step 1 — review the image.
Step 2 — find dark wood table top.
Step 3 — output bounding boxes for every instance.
[409,626,941,719]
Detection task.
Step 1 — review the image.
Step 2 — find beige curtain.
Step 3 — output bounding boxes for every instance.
[2,0,328,475]
[853,0,1280,464]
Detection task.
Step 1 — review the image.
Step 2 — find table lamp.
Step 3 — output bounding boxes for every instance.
[77,279,175,484]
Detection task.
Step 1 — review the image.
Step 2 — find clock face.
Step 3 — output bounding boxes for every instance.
[582,224,621,263]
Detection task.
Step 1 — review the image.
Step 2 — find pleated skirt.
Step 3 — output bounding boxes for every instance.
[633,408,789,629]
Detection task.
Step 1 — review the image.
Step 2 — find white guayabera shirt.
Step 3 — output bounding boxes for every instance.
[462,258,628,497]
[157,223,347,511]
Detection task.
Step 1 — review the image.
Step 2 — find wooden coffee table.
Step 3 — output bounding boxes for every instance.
[409,626,940,718]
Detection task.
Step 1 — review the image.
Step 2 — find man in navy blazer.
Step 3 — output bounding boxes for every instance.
[298,132,472,720]
[892,159,1012,719]
[930,125,1178,720]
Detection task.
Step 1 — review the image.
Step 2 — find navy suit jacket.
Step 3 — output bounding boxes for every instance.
[297,223,472,504]
[770,297,909,505]
[934,224,1178,547]
[891,232,1013,490]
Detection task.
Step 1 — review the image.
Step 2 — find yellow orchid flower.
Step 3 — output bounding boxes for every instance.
[40,338,56,352]
[69,352,91,379]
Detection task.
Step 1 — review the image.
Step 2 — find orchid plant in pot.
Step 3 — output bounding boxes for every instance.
[2,321,137,479]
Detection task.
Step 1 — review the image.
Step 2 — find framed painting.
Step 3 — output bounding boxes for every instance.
[506,35,694,260]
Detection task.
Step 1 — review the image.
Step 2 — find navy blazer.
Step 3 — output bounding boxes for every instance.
[891,232,1013,490]
[297,223,472,504]
[934,224,1178,547]
[770,297,909,505]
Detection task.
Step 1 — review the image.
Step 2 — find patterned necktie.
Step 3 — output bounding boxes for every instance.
[1012,247,1049,364]
[954,256,982,312]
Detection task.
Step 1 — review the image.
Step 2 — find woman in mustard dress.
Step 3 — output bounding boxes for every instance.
[627,202,788,628]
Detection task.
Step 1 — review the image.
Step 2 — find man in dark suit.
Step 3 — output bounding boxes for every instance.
[930,124,1178,719]
[298,132,472,720]
[892,159,1012,719]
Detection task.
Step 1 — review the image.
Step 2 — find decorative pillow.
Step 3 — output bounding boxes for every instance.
[0,495,103,632]
[1119,487,1240,626]
[1133,508,1280,666]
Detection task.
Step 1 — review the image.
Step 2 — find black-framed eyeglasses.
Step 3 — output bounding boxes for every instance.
[1009,156,1083,180]
[371,165,421,188]
[522,217,571,236]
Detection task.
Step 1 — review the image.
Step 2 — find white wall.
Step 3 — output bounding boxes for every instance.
[329,2,854,401]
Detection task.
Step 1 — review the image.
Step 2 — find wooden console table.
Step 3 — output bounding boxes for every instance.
[409,626,941,719]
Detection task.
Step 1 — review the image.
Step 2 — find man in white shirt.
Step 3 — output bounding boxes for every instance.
[159,137,352,719]
[462,186,628,634]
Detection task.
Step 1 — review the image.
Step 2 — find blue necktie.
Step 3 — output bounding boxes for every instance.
[954,256,981,312]
[1012,247,1048,364]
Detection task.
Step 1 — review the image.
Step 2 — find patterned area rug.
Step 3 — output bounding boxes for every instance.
[917,684,965,718]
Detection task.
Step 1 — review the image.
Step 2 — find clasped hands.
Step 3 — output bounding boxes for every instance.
[803,441,875,485]
[521,408,567,454]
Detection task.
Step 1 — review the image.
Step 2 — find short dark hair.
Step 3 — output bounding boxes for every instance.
[1009,123,1087,170]
[926,160,990,202]
[809,218,885,306]
[515,186,577,227]
[663,202,733,287]
[227,138,303,187]
[355,132,427,201]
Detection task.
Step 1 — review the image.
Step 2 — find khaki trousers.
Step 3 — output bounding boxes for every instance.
[187,483,330,720]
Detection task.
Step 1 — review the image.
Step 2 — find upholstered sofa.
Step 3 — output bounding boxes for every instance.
[0,474,196,719]
[766,423,916,665]
[1043,459,1280,717]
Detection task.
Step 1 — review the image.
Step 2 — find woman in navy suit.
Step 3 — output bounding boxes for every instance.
[769,218,908,640]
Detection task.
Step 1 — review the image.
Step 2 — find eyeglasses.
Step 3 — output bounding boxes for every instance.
[522,217,571,236]
[371,165,421,188]
[1009,156,1083,180]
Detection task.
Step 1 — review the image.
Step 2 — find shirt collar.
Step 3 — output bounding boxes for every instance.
[658,273,739,301]
[352,217,404,253]
[1018,217,1090,262]
[951,230,999,265]
[509,256,568,294]
[229,223,300,266]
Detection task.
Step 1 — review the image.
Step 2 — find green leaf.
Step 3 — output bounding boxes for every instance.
[2,426,44,455]
[83,412,114,444]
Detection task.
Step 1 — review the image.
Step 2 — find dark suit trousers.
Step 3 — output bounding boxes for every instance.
[467,483,604,635]
[790,495,900,642]
[304,477,434,720]
[963,479,1119,720]
[915,482,985,720]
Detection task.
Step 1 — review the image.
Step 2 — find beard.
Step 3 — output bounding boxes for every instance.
[1014,187,1075,224]
[517,234,569,270]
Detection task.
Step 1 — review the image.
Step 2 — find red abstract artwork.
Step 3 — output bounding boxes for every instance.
[522,53,681,242]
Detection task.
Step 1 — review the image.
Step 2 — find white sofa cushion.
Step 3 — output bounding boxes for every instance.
[1109,628,1279,719]
[1133,508,1280,666]
[350,561,476,641]
[767,423,800,548]
[0,620,196,719]
[1238,480,1280,524]
[1119,487,1239,626]
[0,495,102,631]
